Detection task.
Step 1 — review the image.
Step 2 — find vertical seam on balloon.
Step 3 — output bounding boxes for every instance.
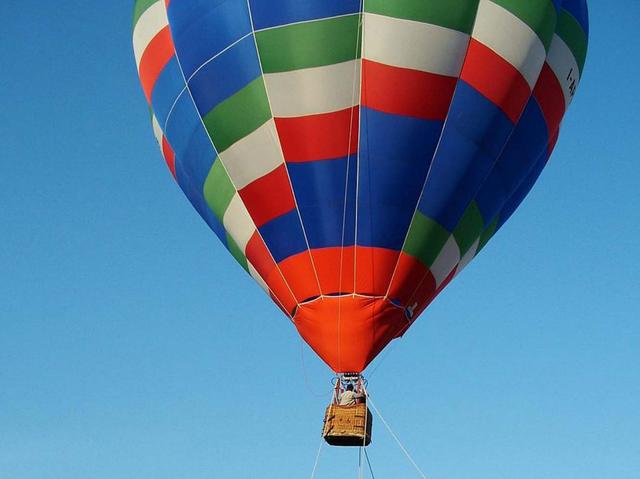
[163,32,255,137]
[162,2,299,320]
[399,3,558,310]
[462,57,566,255]
[337,0,365,373]
[488,6,586,231]
[381,3,501,303]
[379,25,478,302]
[352,2,366,300]
[358,7,379,360]
[493,124,556,228]
[345,0,365,372]
[245,0,326,301]
[162,88,187,135]
[164,13,368,131]
[491,44,572,230]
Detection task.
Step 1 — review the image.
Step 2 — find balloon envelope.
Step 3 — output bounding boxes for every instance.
[133,0,589,372]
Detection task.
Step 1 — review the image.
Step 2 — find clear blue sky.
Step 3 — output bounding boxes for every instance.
[1,2,638,478]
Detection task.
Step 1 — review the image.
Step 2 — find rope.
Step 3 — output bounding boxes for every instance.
[309,438,325,479]
[245,0,326,299]
[299,339,336,398]
[367,396,429,479]
[359,381,370,479]
[366,340,398,380]
[364,448,376,479]
[168,9,301,319]
[351,0,366,298]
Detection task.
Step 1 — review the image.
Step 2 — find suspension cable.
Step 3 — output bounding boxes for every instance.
[364,448,376,479]
[309,438,325,479]
[367,396,429,479]
[359,380,370,478]
[299,339,336,398]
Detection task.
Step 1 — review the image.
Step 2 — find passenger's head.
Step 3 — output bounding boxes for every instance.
[346,384,354,392]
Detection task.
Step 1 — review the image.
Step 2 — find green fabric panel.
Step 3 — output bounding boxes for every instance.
[556,9,588,74]
[453,202,485,257]
[132,0,159,28]
[403,212,450,267]
[365,0,479,34]
[203,78,271,153]
[477,216,499,253]
[255,15,362,73]
[226,233,249,271]
[203,160,235,222]
[491,0,557,51]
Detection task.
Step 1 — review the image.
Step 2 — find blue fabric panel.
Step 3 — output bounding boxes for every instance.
[288,156,356,249]
[150,58,184,128]
[176,159,228,246]
[357,108,444,250]
[551,0,565,16]
[562,0,589,34]
[188,36,261,116]
[497,151,550,229]
[166,95,222,244]
[172,124,216,188]
[164,91,217,187]
[166,95,225,244]
[418,81,514,232]
[167,0,252,79]
[248,0,362,30]
[163,90,200,155]
[259,209,308,263]
[476,99,549,225]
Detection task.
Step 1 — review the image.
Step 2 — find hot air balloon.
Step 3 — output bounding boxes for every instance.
[132,0,588,447]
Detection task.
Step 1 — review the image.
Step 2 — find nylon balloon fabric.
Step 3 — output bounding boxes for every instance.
[132,0,589,373]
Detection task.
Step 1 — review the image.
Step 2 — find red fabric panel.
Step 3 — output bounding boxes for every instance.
[362,59,457,120]
[413,268,457,320]
[276,251,322,303]
[246,232,297,313]
[139,26,174,103]
[275,107,359,162]
[239,164,295,227]
[386,252,436,305]
[246,232,276,279]
[533,63,566,137]
[161,136,176,178]
[354,247,400,297]
[461,39,531,123]
[547,128,560,155]
[310,247,355,295]
[294,296,408,372]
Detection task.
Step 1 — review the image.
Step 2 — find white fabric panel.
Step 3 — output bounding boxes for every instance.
[473,0,547,89]
[151,114,164,147]
[264,60,360,117]
[455,238,480,277]
[430,236,461,287]
[133,1,169,68]
[219,119,283,189]
[546,34,581,109]
[363,13,469,77]
[248,263,270,293]
[223,194,255,251]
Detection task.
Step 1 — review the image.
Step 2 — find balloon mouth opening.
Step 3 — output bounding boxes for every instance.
[293,294,410,373]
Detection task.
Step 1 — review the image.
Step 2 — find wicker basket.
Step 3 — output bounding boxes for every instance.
[322,403,372,446]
